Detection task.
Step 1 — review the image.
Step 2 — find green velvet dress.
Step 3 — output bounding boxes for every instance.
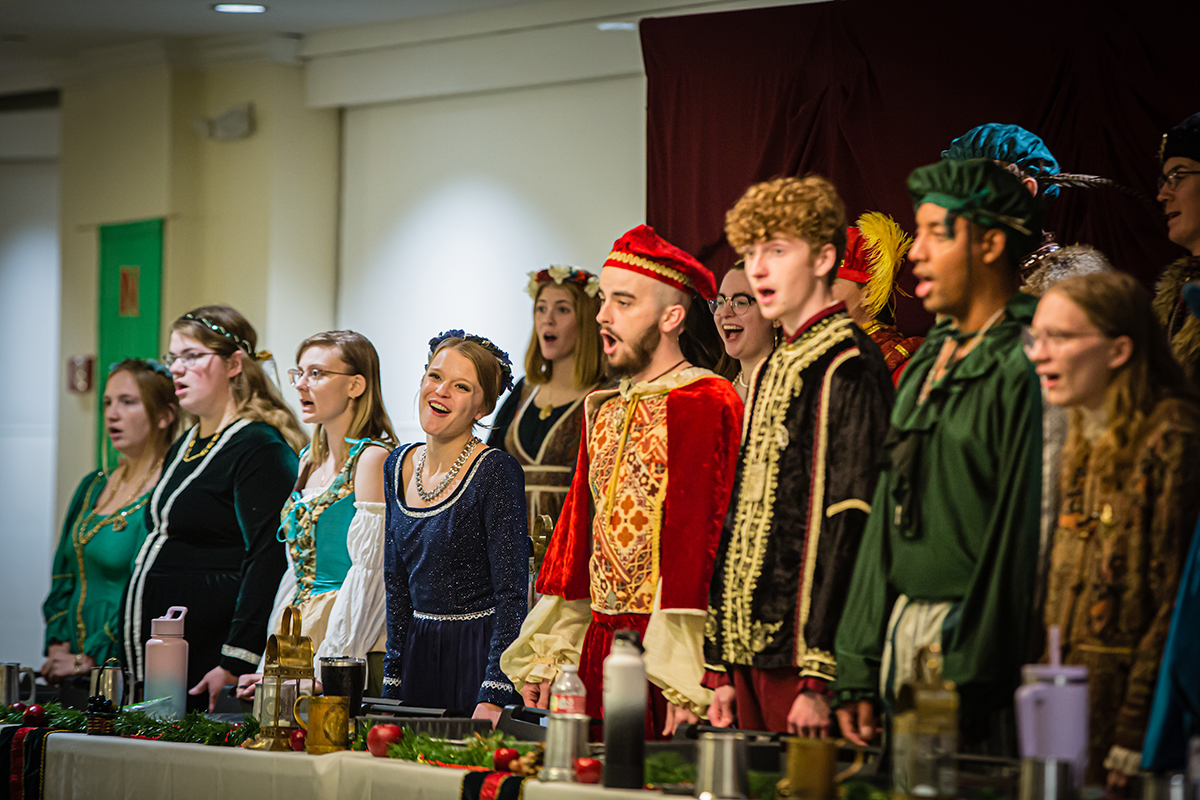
[834,292,1043,742]
[43,472,154,665]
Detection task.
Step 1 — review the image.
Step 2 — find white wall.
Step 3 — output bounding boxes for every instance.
[319,0,810,439]
[0,109,61,667]
[338,76,646,440]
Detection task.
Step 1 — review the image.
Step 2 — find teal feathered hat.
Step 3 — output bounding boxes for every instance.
[943,123,1062,198]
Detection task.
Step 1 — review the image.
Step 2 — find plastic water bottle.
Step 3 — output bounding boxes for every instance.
[144,606,189,718]
[602,629,646,789]
[550,664,587,714]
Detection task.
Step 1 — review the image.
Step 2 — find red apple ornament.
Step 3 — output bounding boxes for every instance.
[10,702,26,715]
[493,747,519,772]
[574,757,602,784]
[366,723,403,758]
[289,728,307,752]
[22,704,45,727]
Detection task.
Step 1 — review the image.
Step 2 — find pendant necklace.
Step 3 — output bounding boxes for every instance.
[415,436,481,503]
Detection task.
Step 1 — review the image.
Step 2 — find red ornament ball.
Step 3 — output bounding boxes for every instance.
[10,702,27,714]
[22,704,45,727]
[289,728,307,752]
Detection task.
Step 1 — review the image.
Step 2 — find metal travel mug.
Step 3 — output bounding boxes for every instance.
[1018,757,1075,800]
[540,713,590,782]
[694,731,749,800]
[0,664,36,707]
[318,656,366,719]
[88,658,128,708]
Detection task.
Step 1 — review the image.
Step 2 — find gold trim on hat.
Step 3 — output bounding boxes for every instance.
[606,250,694,290]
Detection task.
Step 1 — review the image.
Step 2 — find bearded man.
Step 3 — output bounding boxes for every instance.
[501,224,743,737]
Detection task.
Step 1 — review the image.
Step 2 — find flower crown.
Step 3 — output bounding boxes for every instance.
[108,358,173,378]
[427,329,515,394]
[525,265,599,300]
[183,313,256,358]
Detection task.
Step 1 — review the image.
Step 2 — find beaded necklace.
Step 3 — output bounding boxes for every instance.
[415,436,480,502]
[182,431,218,463]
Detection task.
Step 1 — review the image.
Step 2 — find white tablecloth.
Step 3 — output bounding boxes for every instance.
[42,733,653,800]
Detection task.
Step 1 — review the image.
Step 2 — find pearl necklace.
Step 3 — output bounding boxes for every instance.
[415,436,480,503]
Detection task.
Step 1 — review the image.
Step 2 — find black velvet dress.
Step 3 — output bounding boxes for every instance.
[121,420,297,710]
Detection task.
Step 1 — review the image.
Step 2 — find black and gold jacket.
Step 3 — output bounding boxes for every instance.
[704,304,894,679]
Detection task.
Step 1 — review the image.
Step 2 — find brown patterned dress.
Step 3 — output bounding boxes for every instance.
[1044,397,1200,782]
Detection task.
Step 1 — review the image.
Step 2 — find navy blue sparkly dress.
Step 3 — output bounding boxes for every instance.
[382,444,528,712]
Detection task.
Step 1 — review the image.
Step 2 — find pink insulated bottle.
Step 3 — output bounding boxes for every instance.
[144,606,189,718]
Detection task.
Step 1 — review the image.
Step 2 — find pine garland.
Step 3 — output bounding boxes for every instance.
[1,703,257,748]
[386,728,534,768]
[0,703,84,731]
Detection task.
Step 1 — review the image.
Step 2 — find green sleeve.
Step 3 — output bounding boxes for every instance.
[832,472,895,707]
[43,473,103,653]
[941,360,1042,703]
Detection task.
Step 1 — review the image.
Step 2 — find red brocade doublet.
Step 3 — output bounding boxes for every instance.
[536,368,743,617]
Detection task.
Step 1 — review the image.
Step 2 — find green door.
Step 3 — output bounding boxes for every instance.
[97,219,164,470]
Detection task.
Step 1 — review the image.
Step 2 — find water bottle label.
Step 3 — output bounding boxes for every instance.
[550,694,586,714]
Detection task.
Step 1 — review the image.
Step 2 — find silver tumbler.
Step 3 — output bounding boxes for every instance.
[540,712,590,782]
[1019,757,1075,800]
[695,731,748,800]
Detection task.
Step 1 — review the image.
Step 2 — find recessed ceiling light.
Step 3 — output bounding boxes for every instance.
[212,4,267,13]
[597,22,637,31]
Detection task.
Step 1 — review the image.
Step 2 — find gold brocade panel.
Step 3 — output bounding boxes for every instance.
[587,392,668,615]
[716,317,854,667]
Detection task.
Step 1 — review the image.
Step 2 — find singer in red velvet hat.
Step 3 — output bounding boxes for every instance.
[502,222,742,739]
[602,224,718,301]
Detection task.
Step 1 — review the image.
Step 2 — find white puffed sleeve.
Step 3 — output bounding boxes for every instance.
[315,502,387,672]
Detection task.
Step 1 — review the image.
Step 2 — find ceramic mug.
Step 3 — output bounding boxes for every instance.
[293,695,350,754]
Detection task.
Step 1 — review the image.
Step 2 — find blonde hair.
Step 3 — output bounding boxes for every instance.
[523,281,604,389]
[725,175,848,284]
[296,331,398,467]
[172,304,307,453]
[1052,272,1197,470]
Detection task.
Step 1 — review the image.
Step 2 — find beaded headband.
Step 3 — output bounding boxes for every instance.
[525,265,600,300]
[108,358,173,378]
[183,313,256,358]
[427,329,515,394]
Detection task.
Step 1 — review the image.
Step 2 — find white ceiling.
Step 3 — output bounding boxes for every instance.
[0,0,537,60]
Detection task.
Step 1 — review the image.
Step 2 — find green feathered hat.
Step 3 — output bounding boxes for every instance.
[908,159,1043,265]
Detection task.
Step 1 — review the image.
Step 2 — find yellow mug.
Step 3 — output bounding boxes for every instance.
[292,695,350,754]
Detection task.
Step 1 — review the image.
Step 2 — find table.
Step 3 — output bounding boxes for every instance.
[41,733,653,800]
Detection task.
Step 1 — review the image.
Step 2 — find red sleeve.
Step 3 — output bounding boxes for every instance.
[534,415,593,601]
[661,377,744,610]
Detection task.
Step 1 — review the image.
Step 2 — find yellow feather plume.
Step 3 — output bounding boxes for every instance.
[856,211,913,320]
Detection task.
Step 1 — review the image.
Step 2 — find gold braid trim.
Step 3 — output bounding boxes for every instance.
[606,250,694,291]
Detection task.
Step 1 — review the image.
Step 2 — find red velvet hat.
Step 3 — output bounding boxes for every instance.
[602,224,717,301]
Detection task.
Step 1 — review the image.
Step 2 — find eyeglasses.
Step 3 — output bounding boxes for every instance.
[1158,169,1200,191]
[161,351,218,368]
[708,294,757,314]
[1023,328,1105,354]
[287,367,356,386]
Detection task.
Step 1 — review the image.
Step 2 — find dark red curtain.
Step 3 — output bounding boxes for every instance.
[641,0,1200,335]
